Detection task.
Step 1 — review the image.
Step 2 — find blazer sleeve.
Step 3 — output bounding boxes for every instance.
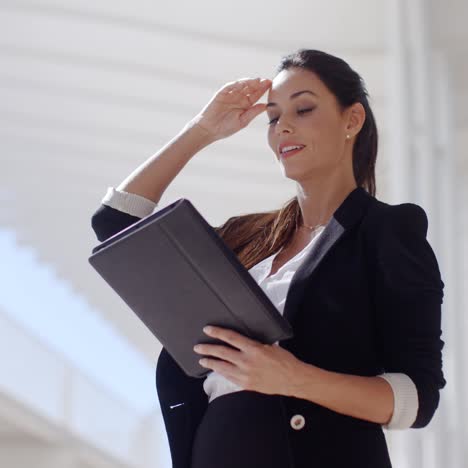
[91,187,210,468]
[373,203,446,429]
[91,187,158,241]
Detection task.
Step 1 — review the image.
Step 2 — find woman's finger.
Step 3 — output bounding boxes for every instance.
[244,81,271,103]
[234,81,270,108]
[196,344,241,364]
[223,77,268,94]
[239,102,268,127]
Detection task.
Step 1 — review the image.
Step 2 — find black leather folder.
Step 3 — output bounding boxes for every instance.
[88,198,294,378]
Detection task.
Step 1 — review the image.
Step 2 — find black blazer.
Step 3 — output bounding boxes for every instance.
[91,186,446,468]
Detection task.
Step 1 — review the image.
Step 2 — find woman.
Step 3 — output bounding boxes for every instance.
[91,49,446,468]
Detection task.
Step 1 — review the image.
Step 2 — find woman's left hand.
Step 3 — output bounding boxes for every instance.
[194,325,303,396]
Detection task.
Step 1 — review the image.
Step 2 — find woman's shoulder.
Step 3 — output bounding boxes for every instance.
[363,197,429,240]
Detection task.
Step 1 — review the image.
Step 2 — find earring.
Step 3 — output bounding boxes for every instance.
[346,134,351,140]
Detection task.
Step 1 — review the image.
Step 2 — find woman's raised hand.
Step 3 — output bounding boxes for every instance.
[190,77,272,142]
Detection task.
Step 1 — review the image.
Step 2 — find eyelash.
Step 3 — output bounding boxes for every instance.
[267,108,315,126]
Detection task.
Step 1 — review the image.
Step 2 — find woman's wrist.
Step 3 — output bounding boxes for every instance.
[286,360,323,399]
[183,116,218,147]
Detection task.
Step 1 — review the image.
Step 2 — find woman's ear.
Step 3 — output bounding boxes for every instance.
[345,102,366,139]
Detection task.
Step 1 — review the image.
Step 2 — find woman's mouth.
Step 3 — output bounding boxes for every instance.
[280,146,305,159]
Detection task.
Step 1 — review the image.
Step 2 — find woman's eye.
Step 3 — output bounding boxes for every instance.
[267,108,315,126]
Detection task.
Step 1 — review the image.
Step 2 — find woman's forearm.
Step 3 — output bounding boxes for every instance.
[287,361,394,425]
[116,120,215,203]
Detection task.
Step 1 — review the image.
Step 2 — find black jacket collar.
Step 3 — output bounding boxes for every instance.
[281,186,374,326]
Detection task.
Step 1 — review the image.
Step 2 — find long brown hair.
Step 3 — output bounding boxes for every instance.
[215,49,378,270]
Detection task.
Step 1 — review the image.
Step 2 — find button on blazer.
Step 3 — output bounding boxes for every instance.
[91,186,446,468]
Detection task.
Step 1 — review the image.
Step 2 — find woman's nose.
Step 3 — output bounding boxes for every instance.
[275,119,294,135]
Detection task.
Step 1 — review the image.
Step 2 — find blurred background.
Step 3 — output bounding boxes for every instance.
[1,0,466,467]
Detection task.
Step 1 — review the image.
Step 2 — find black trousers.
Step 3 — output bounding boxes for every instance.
[190,390,294,468]
[190,390,393,468]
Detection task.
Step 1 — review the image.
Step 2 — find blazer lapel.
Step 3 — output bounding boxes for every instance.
[281,186,374,327]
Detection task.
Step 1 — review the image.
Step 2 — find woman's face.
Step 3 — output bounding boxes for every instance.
[266,67,353,181]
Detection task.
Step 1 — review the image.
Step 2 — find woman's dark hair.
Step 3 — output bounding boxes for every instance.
[214,48,378,269]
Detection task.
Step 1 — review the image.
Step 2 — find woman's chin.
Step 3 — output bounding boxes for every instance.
[280,163,322,182]
[280,166,304,181]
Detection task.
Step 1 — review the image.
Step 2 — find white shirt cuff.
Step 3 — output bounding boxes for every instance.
[101,187,158,218]
[377,372,419,429]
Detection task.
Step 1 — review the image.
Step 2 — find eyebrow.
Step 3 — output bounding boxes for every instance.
[266,90,318,108]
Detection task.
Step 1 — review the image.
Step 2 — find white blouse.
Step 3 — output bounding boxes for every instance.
[203,225,326,403]
[100,187,419,430]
